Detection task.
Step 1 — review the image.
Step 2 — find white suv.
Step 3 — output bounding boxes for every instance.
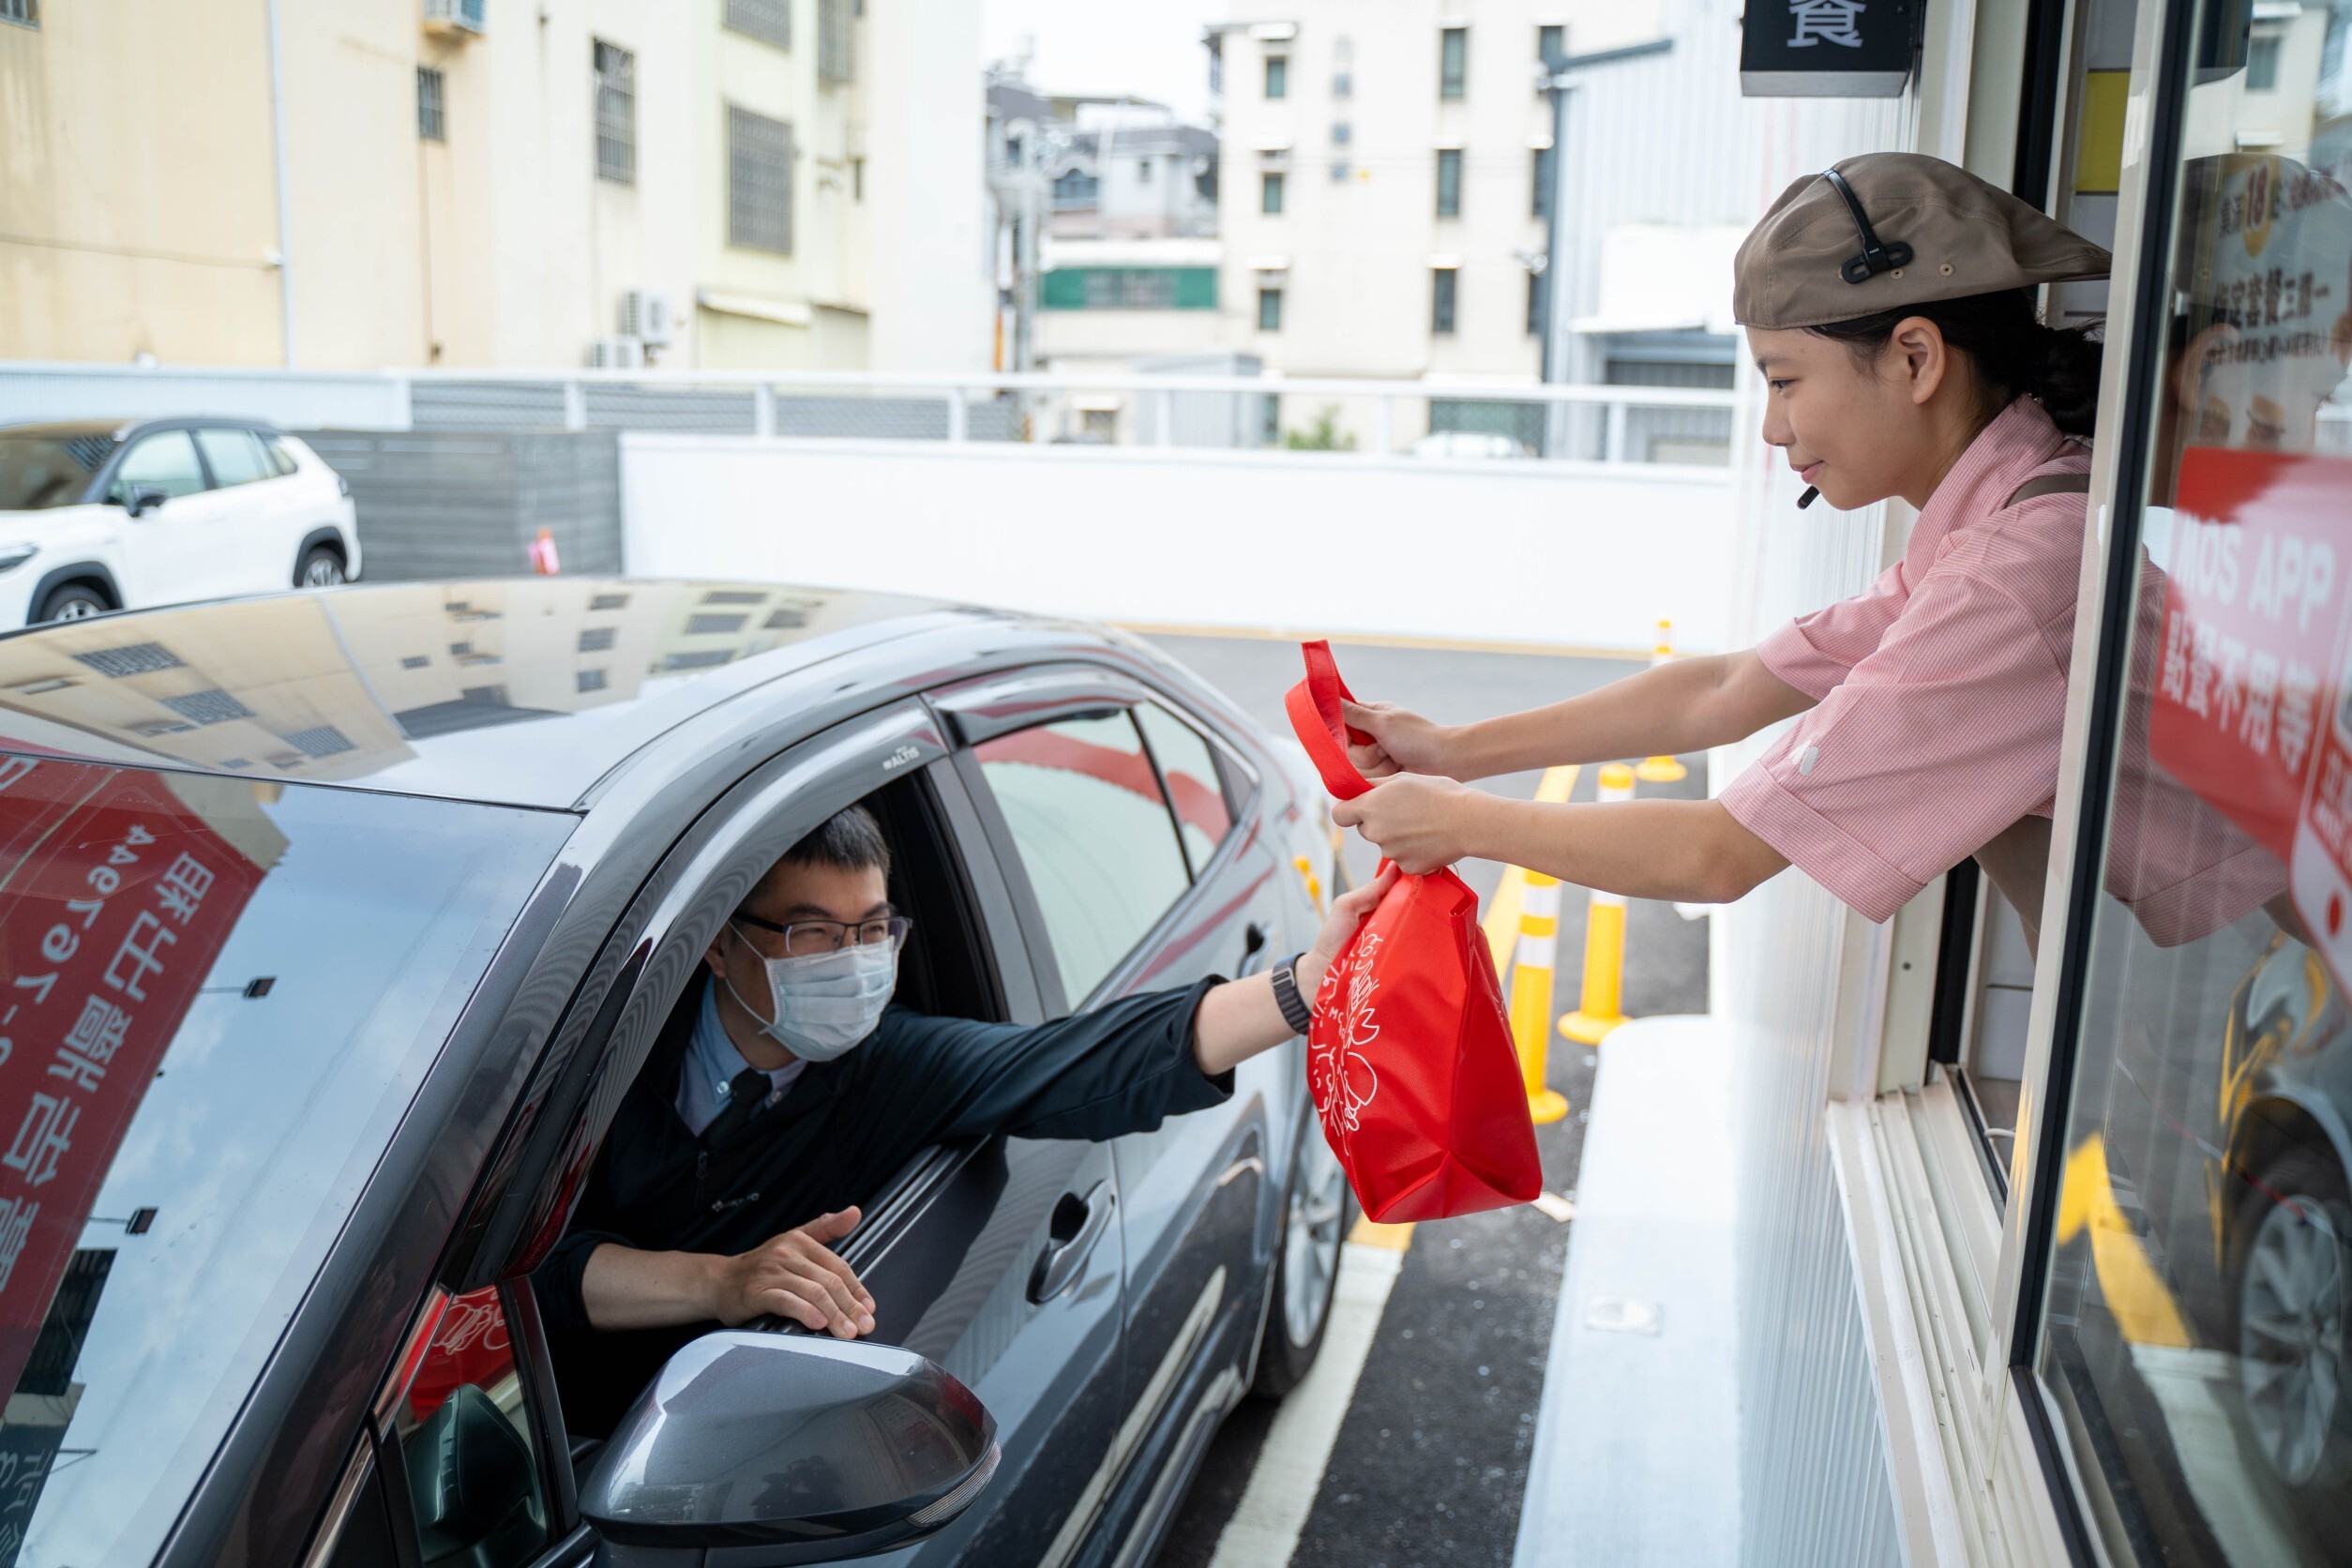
[0,417,362,626]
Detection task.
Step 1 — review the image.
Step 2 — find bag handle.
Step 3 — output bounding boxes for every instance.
[1284,640,1375,801]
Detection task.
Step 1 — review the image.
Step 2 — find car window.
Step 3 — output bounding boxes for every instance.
[192,428,272,489]
[0,434,113,512]
[104,431,205,503]
[1134,702,1234,876]
[974,712,1192,1003]
[261,437,299,478]
[0,755,570,1568]
[386,1287,551,1568]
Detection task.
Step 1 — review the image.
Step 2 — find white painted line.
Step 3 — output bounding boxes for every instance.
[1205,1243,1405,1568]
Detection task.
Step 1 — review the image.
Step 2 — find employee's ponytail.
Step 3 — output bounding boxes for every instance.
[1810,287,2104,436]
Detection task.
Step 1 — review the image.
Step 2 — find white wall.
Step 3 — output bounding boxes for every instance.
[619,434,1735,651]
[865,0,993,371]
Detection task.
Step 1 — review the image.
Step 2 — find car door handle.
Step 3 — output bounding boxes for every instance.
[1028,1181,1116,1304]
[1239,922,1271,976]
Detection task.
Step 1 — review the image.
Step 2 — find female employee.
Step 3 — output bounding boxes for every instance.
[1334,153,2276,951]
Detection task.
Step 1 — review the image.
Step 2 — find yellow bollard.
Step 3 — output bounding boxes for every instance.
[1561,762,1635,1044]
[1509,869,1572,1123]
[1636,619,1688,784]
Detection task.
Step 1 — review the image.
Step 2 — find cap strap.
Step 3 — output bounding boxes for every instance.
[1820,168,1915,286]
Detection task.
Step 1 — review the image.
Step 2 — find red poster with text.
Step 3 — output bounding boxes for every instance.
[0,757,264,1399]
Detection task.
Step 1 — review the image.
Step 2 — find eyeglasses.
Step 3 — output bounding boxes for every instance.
[733,912,912,958]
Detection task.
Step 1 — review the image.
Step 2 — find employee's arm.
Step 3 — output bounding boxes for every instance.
[1345,651,1814,782]
[580,1209,877,1337]
[1334,785,1788,906]
[1192,866,1397,1077]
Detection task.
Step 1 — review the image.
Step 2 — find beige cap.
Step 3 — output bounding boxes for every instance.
[1733,153,2111,330]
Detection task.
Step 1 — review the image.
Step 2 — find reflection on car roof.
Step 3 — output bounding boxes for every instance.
[0,578,975,809]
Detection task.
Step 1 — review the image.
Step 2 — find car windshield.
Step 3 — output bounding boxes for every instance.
[0,754,573,1568]
[0,436,114,512]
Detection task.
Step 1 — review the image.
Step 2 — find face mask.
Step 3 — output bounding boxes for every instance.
[723,926,899,1062]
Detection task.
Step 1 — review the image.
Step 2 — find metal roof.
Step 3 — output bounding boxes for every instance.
[0,578,980,809]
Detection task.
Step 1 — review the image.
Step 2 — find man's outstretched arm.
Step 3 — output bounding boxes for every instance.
[580,1207,876,1338]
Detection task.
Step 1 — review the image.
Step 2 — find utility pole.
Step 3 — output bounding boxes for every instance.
[1537,57,1570,386]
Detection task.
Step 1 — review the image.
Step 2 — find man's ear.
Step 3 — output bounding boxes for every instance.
[1891,316,1949,406]
[703,927,730,979]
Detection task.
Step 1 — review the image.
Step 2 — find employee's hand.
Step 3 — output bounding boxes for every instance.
[1340,700,1459,780]
[1331,775,1485,875]
[710,1208,877,1337]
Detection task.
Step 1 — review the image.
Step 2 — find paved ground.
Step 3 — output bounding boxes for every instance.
[1132,632,1712,1568]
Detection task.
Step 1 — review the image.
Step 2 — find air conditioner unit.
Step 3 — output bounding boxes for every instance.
[422,0,486,34]
[619,290,676,347]
[587,336,646,369]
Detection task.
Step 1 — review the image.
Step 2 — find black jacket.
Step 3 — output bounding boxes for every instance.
[534,971,1229,1434]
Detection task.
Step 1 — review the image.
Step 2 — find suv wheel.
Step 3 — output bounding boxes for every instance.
[36,581,112,623]
[2237,1149,2352,1500]
[1252,1125,1351,1399]
[296,546,347,588]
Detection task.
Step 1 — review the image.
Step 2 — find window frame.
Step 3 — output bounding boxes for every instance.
[1258,285,1284,332]
[416,66,446,143]
[1435,147,1463,217]
[1261,170,1285,214]
[1440,25,1469,98]
[592,39,635,186]
[726,103,796,256]
[1264,53,1289,98]
[1431,265,1459,335]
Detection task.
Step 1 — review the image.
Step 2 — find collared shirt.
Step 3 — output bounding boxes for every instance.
[673,981,806,1137]
[1718,397,2278,941]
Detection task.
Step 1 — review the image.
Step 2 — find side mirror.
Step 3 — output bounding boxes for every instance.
[120,484,170,518]
[578,1332,999,1564]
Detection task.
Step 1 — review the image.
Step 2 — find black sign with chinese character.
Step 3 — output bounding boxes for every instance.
[1741,0,1922,97]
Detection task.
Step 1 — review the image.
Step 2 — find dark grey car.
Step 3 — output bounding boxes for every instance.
[0,578,1351,1568]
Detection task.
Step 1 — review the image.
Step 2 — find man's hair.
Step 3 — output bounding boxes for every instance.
[780,803,892,879]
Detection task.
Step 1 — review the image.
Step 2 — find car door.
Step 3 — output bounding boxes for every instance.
[936,667,1289,1562]
[190,426,297,595]
[103,428,229,606]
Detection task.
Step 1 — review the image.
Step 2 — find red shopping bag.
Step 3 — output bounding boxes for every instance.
[1284,641,1544,1222]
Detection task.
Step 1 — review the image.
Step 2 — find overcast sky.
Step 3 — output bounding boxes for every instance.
[979,0,1224,120]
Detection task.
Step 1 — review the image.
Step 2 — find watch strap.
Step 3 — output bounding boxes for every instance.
[1269,953,1314,1035]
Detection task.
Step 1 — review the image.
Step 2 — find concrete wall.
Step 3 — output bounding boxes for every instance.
[617,433,1736,650]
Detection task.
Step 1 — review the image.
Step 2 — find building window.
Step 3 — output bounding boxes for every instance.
[1258,286,1284,331]
[593,40,635,185]
[416,67,446,142]
[1532,144,1555,218]
[726,0,791,49]
[1526,270,1545,336]
[2247,30,2282,89]
[1138,158,1153,184]
[1052,168,1100,206]
[852,156,864,200]
[818,0,854,83]
[1436,148,1463,217]
[1261,171,1286,214]
[1431,267,1457,334]
[1334,69,1354,98]
[1265,54,1289,98]
[1440,26,1468,98]
[1537,23,1564,68]
[728,104,795,254]
[1039,267,1218,310]
[0,0,35,26]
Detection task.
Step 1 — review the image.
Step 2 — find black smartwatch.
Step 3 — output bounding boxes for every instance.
[1268,953,1314,1035]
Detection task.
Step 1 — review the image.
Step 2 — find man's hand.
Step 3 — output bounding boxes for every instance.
[1295,864,1398,1000]
[1331,776,1486,875]
[1340,700,1459,780]
[708,1208,877,1337]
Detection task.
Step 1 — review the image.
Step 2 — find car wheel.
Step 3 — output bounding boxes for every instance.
[296,546,346,589]
[1252,1125,1351,1400]
[2236,1150,2352,1502]
[35,581,112,623]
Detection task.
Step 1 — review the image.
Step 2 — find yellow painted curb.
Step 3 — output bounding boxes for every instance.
[1348,1217,1415,1250]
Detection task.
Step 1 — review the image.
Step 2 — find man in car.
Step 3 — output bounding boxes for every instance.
[534,803,1389,1433]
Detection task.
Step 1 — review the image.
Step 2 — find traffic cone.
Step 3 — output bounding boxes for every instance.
[1636,619,1687,784]
[1561,762,1635,1044]
[1510,869,1572,1123]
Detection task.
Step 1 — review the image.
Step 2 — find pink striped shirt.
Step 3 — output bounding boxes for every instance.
[1719,397,2280,941]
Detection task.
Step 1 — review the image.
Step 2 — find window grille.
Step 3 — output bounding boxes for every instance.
[1431,268,1458,335]
[1258,287,1284,332]
[1436,149,1462,217]
[1440,26,1468,98]
[594,40,636,185]
[0,0,38,26]
[726,0,791,49]
[729,104,795,254]
[417,67,446,142]
[818,0,854,83]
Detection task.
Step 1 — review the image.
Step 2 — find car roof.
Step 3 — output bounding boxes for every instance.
[0,579,990,809]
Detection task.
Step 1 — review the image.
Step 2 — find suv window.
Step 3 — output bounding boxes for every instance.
[261,436,299,478]
[974,712,1191,1003]
[193,428,272,489]
[387,1287,551,1568]
[0,757,570,1568]
[105,431,205,504]
[1135,701,1234,876]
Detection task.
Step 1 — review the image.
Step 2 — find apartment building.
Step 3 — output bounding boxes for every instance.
[0,0,988,372]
